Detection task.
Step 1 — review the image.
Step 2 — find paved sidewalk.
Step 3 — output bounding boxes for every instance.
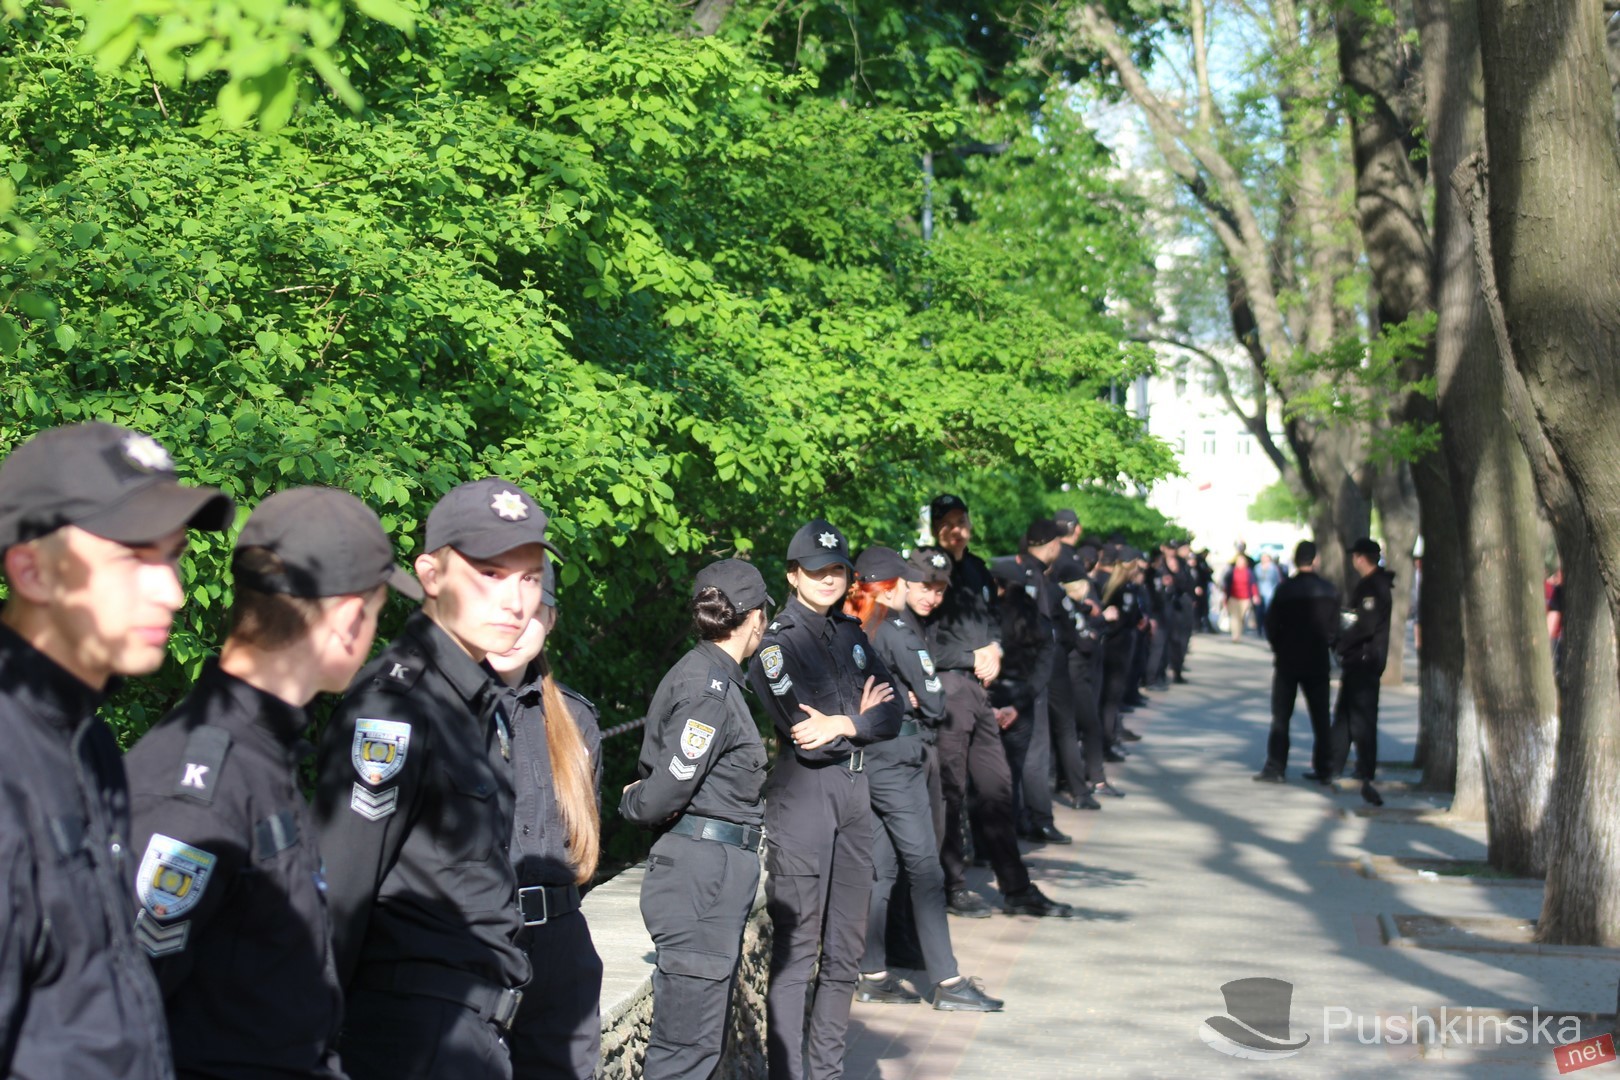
[846,635,1617,1078]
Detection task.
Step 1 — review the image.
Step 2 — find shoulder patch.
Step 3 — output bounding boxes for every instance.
[137,834,216,922]
[174,726,231,804]
[760,645,785,680]
[918,649,936,677]
[680,719,717,760]
[852,643,868,670]
[705,665,731,699]
[1362,596,1376,611]
[352,718,411,786]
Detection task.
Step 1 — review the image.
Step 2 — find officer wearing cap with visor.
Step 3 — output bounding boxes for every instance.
[0,421,234,1080]
[621,559,771,1080]
[314,477,558,1080]
[747,519,903,1080]
[125,486,421,1078]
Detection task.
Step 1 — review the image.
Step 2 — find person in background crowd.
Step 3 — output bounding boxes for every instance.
[748,519,903,1080]
[1222,544,1259,641]
[1546,565,1565,676]
[988,555,1055,843]
[126,487,414,1080]
[1194,548,1216,632]
[489,562,605,1080]
[622,560,770,1080]
[1052,562,1108,810]
[1164,540,1197,684]
[1252,540,1339,785]
[923,495,1075,919]
[0,422,233,1080]
[1050,508,1085,579]
[1327,538,1395,807]
[1122,553,1153,714]
[1254,552,1281,635]
[847,547,1002,1013]
[315,478,554,1080]
[1091,545,1138,791]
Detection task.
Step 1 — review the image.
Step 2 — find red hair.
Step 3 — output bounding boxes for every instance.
[845,578,900,635]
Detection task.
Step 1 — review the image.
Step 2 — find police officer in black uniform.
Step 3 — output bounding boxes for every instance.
[315,478,557,1080]
[125,486,421,1078]
[850,546,1001,1013]
[1328,538,1395,806]
[1253,540,1340,785]
[0,422,234,1080]
[748,520,904,1080]
[1052,558,1107,809]
[622,559,770,1080]
[926,495,1074,917]
[491,562,606,1080]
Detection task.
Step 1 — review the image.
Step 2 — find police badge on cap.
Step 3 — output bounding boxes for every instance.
[785,518,854,572]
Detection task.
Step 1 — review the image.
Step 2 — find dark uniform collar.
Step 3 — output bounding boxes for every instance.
[695,639,745,687]
[0,618,109,734]
[195,659,311,749]
[1020,551,1050,573]
[402,610,498,705]
[505,661,543,706]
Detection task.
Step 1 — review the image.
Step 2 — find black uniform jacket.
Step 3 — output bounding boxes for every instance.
[1337,569,1396,673]
[126,661,344,1079]
[507,674,602,889]
[747,596,905,765]
[0,622,173,1080]
[620,640,765,828]
[1265,572,1341,677]
[869,613,946,728]
[313,611,527,992]
[928,549,1000,673]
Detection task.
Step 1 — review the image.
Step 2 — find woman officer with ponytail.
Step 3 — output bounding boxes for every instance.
[488,563,604,1079]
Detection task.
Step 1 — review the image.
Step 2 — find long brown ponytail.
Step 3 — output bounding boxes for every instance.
[536,654,601,885]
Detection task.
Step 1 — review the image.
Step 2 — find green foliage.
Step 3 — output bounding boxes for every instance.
[1,0,1170,865]
[1248,478,1311,525]
[1285,311,1440,461]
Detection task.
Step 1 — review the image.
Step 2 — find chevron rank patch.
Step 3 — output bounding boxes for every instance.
[137,834,216,923]
[350,783,399,821]
[668,756,697,781]
[134,911,190,958]
[352,718,411,785]
[769,676,794,697]
[680,719,716,760]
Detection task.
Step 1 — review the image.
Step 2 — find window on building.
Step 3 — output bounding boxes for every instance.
[1201,431,1218,456]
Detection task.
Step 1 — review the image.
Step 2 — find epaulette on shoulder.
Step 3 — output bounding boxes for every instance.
[703,665,731,700]
[174,725,232,805]
[370,646,426,695]
[831,610,860,624]
[559,682,599,719]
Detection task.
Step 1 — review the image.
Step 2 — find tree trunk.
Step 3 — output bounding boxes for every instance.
[1452,688,1488,819]
[1412,474,1467,790]
[1371,461,1419,688]
[1476,0,1620,667]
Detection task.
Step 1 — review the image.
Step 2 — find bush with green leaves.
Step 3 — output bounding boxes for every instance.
[2,0,1173,864]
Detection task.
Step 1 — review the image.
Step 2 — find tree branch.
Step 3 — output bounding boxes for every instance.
[1136,333,1294,479]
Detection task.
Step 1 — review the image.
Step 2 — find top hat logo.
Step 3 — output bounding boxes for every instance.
[1199,978,1310,1060]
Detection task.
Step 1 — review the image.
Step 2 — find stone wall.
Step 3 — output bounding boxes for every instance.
[587,864,771,1080]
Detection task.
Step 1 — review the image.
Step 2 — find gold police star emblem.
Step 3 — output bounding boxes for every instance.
[491,490,529,521]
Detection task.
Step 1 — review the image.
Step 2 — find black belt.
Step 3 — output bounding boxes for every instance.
[518,882,581,926]
[353,963,523,1031]
[668,814,763,852]
[898,719,921,738]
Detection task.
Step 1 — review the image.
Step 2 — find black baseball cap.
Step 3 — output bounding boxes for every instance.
[234,487,423,601]
[990,556,1025,585]
[1077,543,1100,571]
[1350,537,1382,562]
[1054,508,1080,529]
[929,494,968,532]
[424,478,562,562]
[786,518,854,572]
[540,562,558,607]
[0,423,233,554]
[907,546,953,583]
[1024,518,1066,548]
[1053,559,1090,585]
[693,558,769,611]
[855,546,925,584]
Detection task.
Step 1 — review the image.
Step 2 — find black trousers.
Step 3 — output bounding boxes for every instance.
[1168,599,1194,678]
[999,709,1035,833]
[1264,668,1332,775]
[1127,624,1151,695]
[641,832,761,1080]
[936,672,1031,899]
[340,987,512,1080]
[764,761,873,1080]
[1099,642,1131,744]
[1147,618,1170,684]
[1330,666,1381,780]
[1068,650,1106,786]
[1026,660,1089,824]
[863,738,957,986]
[509,909,602,1080]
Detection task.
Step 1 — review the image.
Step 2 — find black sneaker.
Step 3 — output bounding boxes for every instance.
[948,889,993,918]
[858,974,922,1004]
[1301,770,1334,785]
[1361,780,1384,806]
[1120,728,1143,742]
[931,976,1004,1012]
[1077,790,1103,810]
[1252,764,1285,783]
[1003,885,1077,918]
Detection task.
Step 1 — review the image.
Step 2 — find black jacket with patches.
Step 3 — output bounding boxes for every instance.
[621,640,765,829]
[747,596,905,765]
[125,661,345,1079]
[869,613,946,728]
[0,623,173,1080]
[927,548,1000,673]
[506,675,602,889]
[312,611,526,993]
[1337,568,1396,673]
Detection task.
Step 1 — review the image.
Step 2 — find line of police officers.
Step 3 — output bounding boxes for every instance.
[0,422,1128,1080]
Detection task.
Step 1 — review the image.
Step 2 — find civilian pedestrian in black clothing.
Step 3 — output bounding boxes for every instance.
[1328,538,1395,806]
[1253,540,1339,784]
